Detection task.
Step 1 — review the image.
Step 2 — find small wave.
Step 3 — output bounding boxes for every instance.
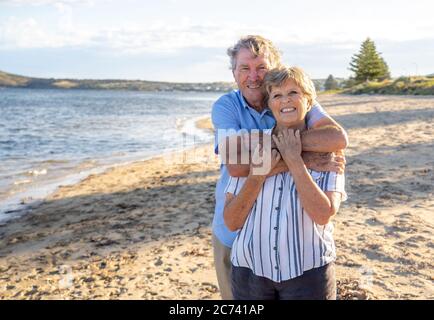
[175,117,188,131]
[176,96,219,102]
[0,140,15,145]
[27,168,48,176]
[13,179,32,185]
[40,159,70,164]
[77,159,99,170]
[112,152,127,156]
[181,116,213,139]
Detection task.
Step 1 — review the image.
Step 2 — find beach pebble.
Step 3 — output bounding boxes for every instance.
[9,237,22,244]
[154,257,163,266]
[24,286,39,296]
[81,277,95,283]
[184,222,199,231]
[201,282,218,293]
[33,267,44,274]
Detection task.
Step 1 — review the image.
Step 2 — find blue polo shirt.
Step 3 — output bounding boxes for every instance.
[211,89,328,248]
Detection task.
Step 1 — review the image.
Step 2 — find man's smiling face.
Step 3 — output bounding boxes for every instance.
[232,48,270,109]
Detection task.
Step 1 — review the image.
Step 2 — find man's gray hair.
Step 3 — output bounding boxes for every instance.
[227,35,282,71]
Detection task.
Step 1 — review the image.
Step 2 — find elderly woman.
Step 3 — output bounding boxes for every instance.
[223,66,347,300]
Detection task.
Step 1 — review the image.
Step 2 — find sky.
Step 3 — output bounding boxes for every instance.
[0,0,433,82]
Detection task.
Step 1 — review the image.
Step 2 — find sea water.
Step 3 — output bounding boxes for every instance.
[0,88,221,223]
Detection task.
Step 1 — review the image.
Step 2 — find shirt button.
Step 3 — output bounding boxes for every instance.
[273,247,277,250]
[275,207,280,211]
[278,187,282,191]
[275,266,279,270]
[274,227,278,230]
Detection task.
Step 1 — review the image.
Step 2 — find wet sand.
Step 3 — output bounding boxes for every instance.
[0,94,433,299]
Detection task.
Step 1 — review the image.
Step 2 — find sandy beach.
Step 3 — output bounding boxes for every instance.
[0,94,433,300]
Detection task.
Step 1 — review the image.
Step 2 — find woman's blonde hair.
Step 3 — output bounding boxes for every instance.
[227,35,282,71]
[264,66,317,107]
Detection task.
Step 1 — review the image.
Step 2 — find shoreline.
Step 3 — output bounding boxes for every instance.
[0,116,214,226]
[0,94,433,299]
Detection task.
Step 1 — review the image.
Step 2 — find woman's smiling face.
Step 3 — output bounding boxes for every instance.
[268,79,310,128]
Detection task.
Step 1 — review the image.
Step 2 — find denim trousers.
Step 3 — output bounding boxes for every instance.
[231,263,336,300]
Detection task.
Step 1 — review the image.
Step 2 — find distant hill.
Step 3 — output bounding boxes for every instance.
[0,70,237,92]
[5,70,431,95]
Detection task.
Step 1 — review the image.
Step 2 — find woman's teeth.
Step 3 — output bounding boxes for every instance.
[280,107,296,113]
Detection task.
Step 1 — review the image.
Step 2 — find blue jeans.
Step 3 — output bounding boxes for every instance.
[231,263,336,300]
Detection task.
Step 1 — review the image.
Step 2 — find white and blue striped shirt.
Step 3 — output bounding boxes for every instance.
[225,170,347,283]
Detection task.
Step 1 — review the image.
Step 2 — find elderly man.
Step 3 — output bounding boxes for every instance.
[211,35,348,299]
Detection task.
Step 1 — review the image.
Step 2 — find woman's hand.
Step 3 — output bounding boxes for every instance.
[250,143,281,177]
[272,129,304,170]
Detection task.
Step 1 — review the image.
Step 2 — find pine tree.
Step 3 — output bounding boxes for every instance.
[349,38,390,83]
[324,74,338,90]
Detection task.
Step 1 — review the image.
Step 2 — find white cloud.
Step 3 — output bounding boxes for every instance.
[0,16,263,52]
[0,16,92,49]
[6,0,100,6]
[1,13,431,62]
[1,0,433,81]
[3,0,433,53]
